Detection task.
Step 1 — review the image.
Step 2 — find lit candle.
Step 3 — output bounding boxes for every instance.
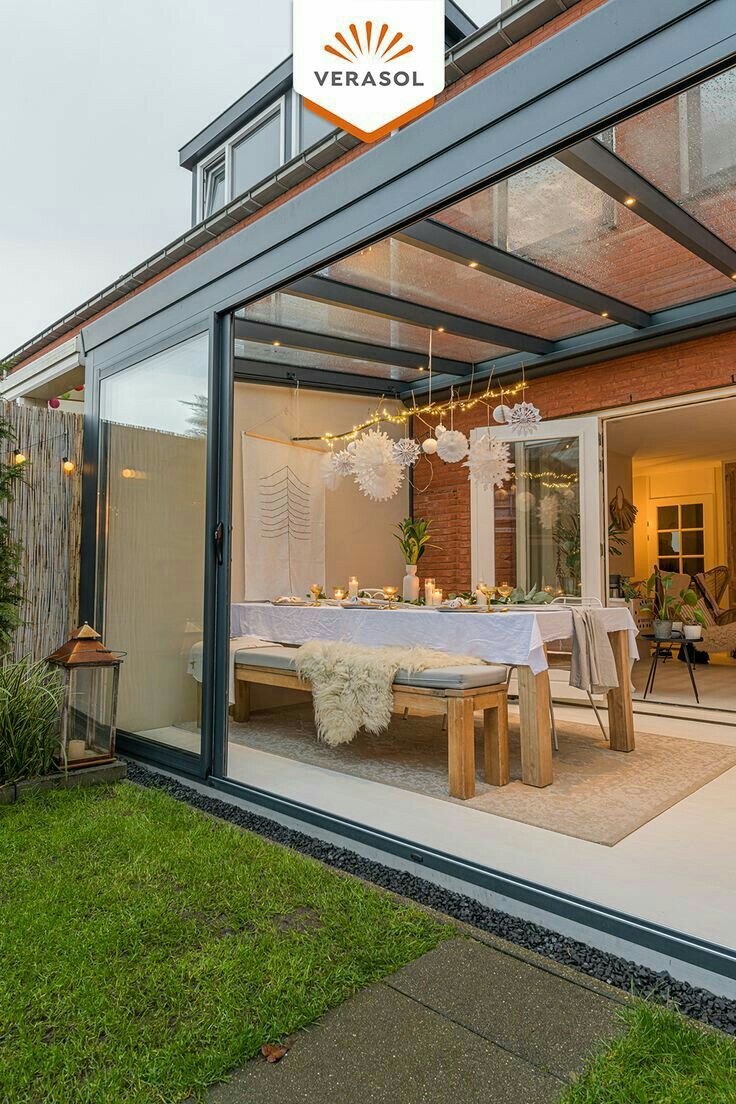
[384,586,398,609]
[333,587,345,601]
[348,576,359,599]
[433,588,443,606]
[424,578,435,606]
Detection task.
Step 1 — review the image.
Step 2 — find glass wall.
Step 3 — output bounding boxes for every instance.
[99,333,209,754]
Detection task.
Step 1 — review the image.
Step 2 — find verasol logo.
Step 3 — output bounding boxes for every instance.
[293,1,446,143]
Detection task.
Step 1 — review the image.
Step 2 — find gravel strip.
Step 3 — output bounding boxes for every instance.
[124,760,736,1034]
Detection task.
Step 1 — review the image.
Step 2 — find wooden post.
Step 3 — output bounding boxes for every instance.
[484,700,509,787]
[607,629,635,752]
[233,677,251,724]
[517,665,553,787]
[447,697,476,799]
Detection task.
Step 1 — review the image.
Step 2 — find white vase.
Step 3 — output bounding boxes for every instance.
[403,564,420,602]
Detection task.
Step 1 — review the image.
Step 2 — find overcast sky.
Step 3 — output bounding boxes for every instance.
[0,0,500,356]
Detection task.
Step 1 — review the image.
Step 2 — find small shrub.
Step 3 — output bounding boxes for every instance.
[0,658,63,785]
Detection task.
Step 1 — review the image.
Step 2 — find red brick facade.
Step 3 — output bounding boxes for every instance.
[413,330,736,593]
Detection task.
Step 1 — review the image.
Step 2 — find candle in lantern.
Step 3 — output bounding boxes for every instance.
[433,588,443,606]
[67,739,87,761]
[384,585,398,609]
[424,578,435,606]
[348,576,359,599]
[333,587,345,601]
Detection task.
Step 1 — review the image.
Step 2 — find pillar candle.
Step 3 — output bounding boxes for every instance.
[424,578,435,606]
[67,739,87,761]
[348,576,359,599]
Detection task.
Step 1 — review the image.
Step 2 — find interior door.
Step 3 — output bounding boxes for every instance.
[471,416,603,600]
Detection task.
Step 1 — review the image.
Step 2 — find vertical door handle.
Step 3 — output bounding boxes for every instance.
[214,522,224,565]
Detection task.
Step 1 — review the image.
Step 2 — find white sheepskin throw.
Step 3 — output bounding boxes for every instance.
[295,641,486,747]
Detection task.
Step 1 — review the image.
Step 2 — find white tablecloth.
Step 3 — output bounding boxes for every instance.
[230,603,638,675]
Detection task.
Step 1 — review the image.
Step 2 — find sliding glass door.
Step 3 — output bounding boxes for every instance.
[98,332,210,760]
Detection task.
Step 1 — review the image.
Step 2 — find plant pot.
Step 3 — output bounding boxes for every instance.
[683,625,702,641]
[672,621,684,636]
[653,619,673,640]
[402,564,420,602]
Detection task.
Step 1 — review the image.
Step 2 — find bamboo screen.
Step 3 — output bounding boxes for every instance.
[2,401,83,661]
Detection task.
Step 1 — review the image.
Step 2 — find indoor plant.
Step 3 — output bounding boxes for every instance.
[641,572,706,640]
[394,517,432,601]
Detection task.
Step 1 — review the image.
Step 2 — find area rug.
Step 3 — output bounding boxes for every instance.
[228,705,736,845]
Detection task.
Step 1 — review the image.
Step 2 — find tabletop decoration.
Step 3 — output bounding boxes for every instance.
[464,430,513,489]
[350,429,404,501]
[383,585,399,609]
[310,583,323,607]
[333,587,346,601]
[348,576,359,598]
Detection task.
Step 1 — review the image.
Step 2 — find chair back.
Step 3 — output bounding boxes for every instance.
[697,566,730,607]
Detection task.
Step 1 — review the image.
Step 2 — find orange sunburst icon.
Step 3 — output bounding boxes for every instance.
[324,21,414,65]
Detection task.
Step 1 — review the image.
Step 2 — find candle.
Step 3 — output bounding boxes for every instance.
[67,739,87,761]
[333,587,345,601]
[424,578,435,606]
[348,576,359,599]
[475,581,487,606]
[433,588,443,606]
[384,586,398,609]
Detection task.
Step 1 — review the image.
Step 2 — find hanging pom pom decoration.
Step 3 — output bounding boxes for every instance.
[332,449,355,477]
[537,494,560,530]
[516,489,535,513]
[422,437,438,456]
[463,432,513,489]
[436,429,469,463]
[350,430,403,501]
[492,404,512,424]
[48,398,60,409]
[435,422,447,437]
[321,452,341,491]
[508,401,542,436]
[391,437,421,469]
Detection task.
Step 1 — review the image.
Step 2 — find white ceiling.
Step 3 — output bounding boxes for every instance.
[606,397,736,469]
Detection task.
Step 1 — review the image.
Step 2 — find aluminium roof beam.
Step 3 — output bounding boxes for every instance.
[288,275,555,356]
[234,319,472,376]
[397,221,652,329]
[557,138,736,281]
[233,357,405,396]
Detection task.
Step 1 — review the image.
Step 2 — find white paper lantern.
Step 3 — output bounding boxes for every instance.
[436,429,469,463]
[391,437,421,468]
[351,430,404,501]
[463,432,513,489]
[492,404,512,424]
[422,438,438,455]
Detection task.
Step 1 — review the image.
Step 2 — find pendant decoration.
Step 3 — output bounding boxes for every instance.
[321,452,341,491]
[537,493,560,530]
[516,489,535,513]
[391,437,422,469]
[332,449,355,477]
[492,404,512,425]
[508,401,542,436]
[422,437,438,456]
[436,429,469,463]
[463,431,513,490]
[350,430,404,501]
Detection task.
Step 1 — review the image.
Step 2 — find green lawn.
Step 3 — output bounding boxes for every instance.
[0,783,448,1104]
[560,1001,736,1104]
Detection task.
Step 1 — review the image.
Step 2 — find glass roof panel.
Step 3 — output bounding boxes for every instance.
[234,339,427,383]
[610,69,736,252]
[435,157,733,312]
[324,237,611,340]
[240,292,511,363]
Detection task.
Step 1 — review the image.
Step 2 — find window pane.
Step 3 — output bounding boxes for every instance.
[301,103,335,149]
[658,557,680,573]
[100,333,209,754]
[657,505,679,530]
[683,557,705,578]
[232,112,282,198]
[682,530,704,555]
[658,531,679,556]
[204,162,226,217]
[681,503,704,529]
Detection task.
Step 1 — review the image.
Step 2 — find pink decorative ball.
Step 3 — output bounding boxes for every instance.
[48,398,60,409]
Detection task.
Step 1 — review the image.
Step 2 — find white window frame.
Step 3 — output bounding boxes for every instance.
[196,96,286,222]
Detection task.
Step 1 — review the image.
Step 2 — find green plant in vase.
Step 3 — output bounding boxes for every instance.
[395,517,432,602]
[641,571,706,640]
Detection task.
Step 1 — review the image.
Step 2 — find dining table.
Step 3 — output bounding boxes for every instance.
[230,602,639,787]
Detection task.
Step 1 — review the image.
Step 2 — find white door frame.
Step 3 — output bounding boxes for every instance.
[470,416,604,600]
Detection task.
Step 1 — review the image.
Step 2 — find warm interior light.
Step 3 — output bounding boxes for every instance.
[601,311,609,318]
[624,197,636,207]
[273,341,281,347]
[62,457,75,474]
[468,261,479,268]
[14,451,26,465]
[437,326,445,333]
[731,274,736,281]
[122,468,133,479]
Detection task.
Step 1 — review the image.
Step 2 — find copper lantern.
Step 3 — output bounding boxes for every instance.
[46,624,123,769]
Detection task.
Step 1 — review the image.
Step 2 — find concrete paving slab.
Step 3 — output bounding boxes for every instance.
[386,939,624,1080]
[206,982,561,1104]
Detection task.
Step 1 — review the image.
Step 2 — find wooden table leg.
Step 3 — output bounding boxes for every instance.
[517,665,553,788]
[484,701,509,787]
[233,677,251,723]
[607,629,635,753]
[447,697,476,799]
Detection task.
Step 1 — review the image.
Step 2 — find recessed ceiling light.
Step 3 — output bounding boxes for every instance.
[273,341,281,346]
[601,312,609,318]
[437,327,445,332]
[469,261,479,268]
[624,197,636,207]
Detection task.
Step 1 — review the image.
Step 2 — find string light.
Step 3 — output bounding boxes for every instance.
[62,457,76,474]
[14,451,26,466]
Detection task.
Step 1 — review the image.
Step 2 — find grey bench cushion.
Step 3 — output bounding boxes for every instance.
[236,646,507,690]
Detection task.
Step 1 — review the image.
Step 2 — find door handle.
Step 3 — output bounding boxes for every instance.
[214,522,224,565]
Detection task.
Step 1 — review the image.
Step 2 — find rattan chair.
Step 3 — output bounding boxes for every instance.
[692,569,736,656]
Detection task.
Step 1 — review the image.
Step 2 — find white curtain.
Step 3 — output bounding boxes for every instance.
[242,434,325,600]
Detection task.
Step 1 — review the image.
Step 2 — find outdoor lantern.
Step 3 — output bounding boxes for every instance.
[46,624,124,770]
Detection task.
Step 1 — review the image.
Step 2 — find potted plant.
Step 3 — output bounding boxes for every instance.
[394,517,432,602]
[641,571,706,640]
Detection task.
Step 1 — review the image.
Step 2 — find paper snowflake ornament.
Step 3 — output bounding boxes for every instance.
[516,489,535,513]
[509,401,542,436]
[436,429,469,463]
[463,432,513,490]
[391,437,421,469]
[351,430,404,501]
[321,452,341,491]
[537,494,560,530]
[332,449,355,477]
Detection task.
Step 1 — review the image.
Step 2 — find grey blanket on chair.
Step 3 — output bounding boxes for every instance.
[569,608,619,695]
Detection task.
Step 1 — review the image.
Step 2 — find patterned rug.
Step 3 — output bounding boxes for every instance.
[228,705,736,845]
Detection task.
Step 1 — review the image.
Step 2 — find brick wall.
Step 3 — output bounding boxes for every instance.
[413,329,736,593]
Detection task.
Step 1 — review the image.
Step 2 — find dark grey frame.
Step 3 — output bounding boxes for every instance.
[79,0,736,978]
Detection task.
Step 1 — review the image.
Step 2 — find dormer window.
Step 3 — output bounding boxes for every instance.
[197,99,285,222]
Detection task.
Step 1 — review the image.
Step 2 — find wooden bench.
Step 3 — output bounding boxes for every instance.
[228,645,509,800]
